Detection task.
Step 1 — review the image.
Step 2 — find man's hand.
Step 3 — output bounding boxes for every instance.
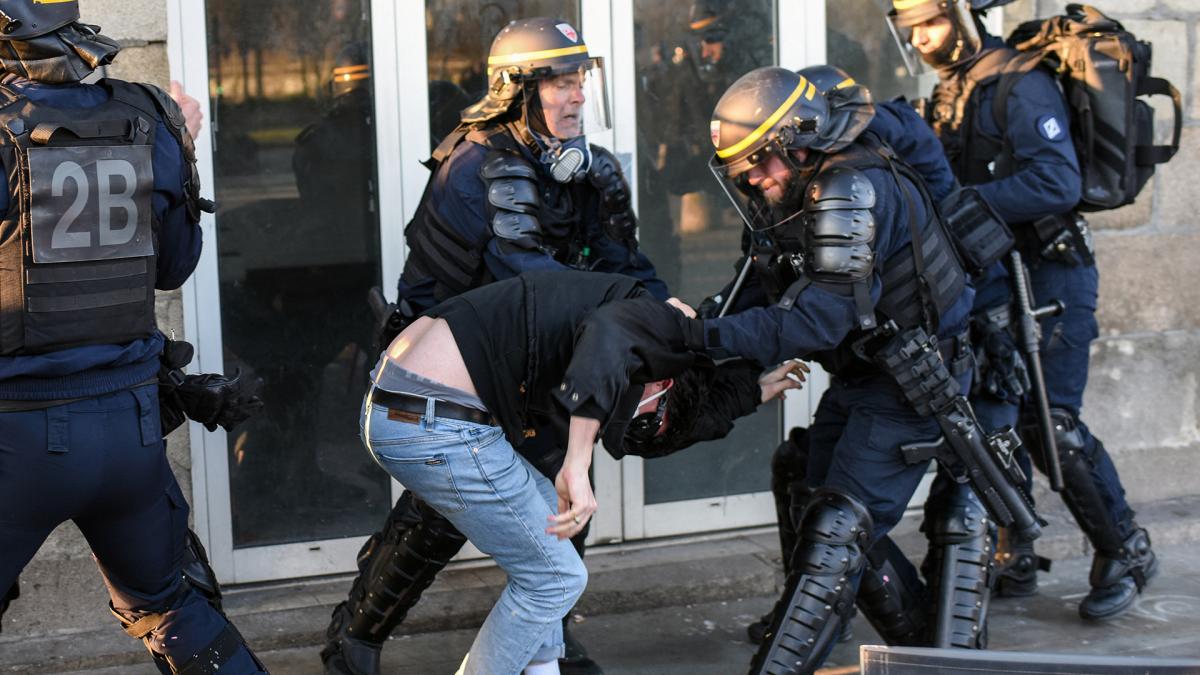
[549,463,597,540]
[548,415,600,539]
[170,80,204,140]
[758,359,809,403]
[666,296,696,318]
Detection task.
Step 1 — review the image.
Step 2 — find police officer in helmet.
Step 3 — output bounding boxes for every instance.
[891,0,1157,620]
[684,65,977,674]
[0,1,263,672]
[322,17,671,675]
[744,65,994,651]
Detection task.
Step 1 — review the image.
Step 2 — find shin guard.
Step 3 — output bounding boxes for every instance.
[322,492,468,675]
[749,488,871,675]
[921,482,992,649]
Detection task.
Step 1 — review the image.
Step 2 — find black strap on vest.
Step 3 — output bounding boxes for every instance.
[29,118,146,145]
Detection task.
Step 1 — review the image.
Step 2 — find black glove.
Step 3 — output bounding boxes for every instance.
[979,324,1031,401]
[176,369,265,432]
[697,294,723,319]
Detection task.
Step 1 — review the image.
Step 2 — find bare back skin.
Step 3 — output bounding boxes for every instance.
[385,316,478,396]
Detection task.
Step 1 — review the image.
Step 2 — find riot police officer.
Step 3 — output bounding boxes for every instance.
[0,2,264,673]
[321,17,671,675]
[891,0,1157,620]
[688,65,979,674]
[746,64,993,651]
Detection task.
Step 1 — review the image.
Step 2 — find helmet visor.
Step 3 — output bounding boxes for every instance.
[886,0,982,75]
[535,56,610,139]
[709,146,810,233]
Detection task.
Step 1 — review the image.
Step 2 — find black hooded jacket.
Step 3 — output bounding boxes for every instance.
[425,270,760,459]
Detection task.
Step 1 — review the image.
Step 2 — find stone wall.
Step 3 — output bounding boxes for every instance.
[1004,0,1200,504]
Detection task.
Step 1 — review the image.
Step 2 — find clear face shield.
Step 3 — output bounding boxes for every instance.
[886,0,982,75]
[525,57,610,181]
[708,141,816,233]
[710,142,816,233]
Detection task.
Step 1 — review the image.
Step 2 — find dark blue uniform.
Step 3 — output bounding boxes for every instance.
[944,39,1134,539]
[398,137,668,312]
[872,100,957,203]
[704,162,974,541]
[0,77,262,673]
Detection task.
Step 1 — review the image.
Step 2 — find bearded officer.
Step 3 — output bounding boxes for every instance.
[684,66,977,674]
[321,17,673,675]
[891,0,1156,619]
[0,1,263,672]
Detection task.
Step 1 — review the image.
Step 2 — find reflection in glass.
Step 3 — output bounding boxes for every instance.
[425,1,580,147]
[634,1,780,504]
[207,0,390,548]
[828,0,927,102]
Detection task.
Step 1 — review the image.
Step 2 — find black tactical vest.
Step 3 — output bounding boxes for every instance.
[763,137,966,376]
[931,47,1035,186]
[402,125,591,304]
[0,79,163,356]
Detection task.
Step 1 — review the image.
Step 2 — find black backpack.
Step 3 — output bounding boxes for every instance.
[998,4,1181,212]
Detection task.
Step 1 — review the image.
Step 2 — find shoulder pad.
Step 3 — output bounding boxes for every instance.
[480,149,538,181]
[805,166,876,212]
[127,81,186,133]
[492,211,542,245]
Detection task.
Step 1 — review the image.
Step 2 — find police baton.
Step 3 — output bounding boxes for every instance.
[1010,250,1066,492]
[717,254,754,318]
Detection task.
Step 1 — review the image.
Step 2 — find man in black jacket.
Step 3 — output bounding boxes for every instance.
[354,269,803,673]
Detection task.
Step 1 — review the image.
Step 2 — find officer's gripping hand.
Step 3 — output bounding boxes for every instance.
[758,359,809,402]
[177,369,265,432]
[981,325,1031,401]
[666,297,696,318]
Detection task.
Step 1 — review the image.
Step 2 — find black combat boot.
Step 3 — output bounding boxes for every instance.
[560,623,603,674]
[994,534,1051,598]
[1078,528,1158,620]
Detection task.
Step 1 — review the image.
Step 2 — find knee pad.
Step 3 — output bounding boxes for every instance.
[181,529,223,613]
[1022,407,1086,475]
[111,586,264,675]
[922,483,992,649]
[857,535,927,646]
[750,488,871,675]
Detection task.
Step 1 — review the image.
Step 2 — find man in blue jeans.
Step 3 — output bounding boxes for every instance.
[359,269,803,674]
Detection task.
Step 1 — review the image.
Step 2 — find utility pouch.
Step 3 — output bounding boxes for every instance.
[872,326,960,417]
[1030,212,1094,266]
[939,187,1014,274]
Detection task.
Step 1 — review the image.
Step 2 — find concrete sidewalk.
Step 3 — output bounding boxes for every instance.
[7,495,1200,674]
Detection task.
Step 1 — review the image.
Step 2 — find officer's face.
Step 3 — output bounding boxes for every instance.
[911,15,953,56]
[746,149,808,204]
[538,72,587,139]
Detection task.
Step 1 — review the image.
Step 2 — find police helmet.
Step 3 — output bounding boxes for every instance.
[460,16,609,136]
[796,64,857,94]
[709,67,830,231]
[0,0,79,40]
[887,0,983,72]
[797,65,876,155]
[688,0,732,43]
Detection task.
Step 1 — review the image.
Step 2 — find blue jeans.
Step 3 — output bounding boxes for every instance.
[361,390,587,675]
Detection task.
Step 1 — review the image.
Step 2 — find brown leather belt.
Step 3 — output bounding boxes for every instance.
[370,388,495,426]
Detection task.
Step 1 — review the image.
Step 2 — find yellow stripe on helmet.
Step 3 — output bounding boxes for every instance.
[716,76,810,160]
[892,0,933,10]
[835,77,856,89]
[33,0,77,4]
[487,44,589,66]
